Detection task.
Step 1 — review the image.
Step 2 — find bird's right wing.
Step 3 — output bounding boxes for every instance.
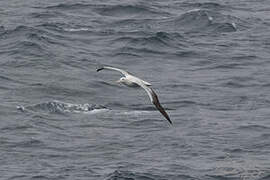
[97,66,130,77]
[135,80,172,124]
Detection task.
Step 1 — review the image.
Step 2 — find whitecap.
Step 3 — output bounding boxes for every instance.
[17,100,107,114]
[186,8,201,13]
[64,28,90,32]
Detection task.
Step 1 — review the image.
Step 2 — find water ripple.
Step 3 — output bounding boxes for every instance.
[17,100,108,114]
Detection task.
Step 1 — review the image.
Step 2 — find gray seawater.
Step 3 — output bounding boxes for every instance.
[1,0,270,179]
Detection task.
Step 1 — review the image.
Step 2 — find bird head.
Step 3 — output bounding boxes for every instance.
[116,77,126,84]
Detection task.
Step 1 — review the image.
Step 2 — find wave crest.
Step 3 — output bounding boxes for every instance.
[17,100,107,114]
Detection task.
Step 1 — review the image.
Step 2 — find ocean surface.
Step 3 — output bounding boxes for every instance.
[1,0,270,179]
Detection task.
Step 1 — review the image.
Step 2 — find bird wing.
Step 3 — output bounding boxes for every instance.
[134,79,172,124]
[97,66,130,77]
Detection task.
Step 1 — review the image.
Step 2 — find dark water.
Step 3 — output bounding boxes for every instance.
[1,0,270,179]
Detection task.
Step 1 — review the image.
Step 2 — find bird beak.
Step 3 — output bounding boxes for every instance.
[116,80,121,84]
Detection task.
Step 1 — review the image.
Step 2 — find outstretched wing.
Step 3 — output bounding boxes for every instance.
[97,66,130,77]
[135,80,172,124]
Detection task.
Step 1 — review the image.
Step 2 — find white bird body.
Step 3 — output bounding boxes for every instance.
[119,75,151,87]
[97,65,172,124]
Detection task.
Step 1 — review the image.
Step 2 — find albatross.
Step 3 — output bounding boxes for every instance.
[97,66,172,124]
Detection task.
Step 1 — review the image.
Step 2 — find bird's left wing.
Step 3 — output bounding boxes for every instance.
[97,66,130,77]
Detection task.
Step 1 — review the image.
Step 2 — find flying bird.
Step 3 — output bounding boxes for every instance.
[97,66,172,124]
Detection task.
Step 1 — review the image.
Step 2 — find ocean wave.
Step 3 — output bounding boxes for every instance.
[26,32,66,47]
[0,40,48,58]
[45,3,96,10]
[259,133,270,139]
[104,8,247,35]
[17,100,108,114]
[259,174,270,180]
[159,9,248,34]
[175,9,237,33]
[45,3,168,18]
[208,167,265,180]
[113,46,194,59]
[112,31,185,50]
[107,18,156,32]
[0,75,17,82]
[1,25,44,44]
[237,124,270,131]
[0,26,5,34]
[105,170,159,180]
[0,24,70,58]
[63,28,90,32]
[37,23,97,41]
[0,25,37,39]
[116,46,167,55]
[180,2,230,11]
[14,40,44,52]
[105,170,196,180]
[30,11,64,19]
[204,95,270,111]
[11,138,45,148]
[96,4,168,17]
[166,100,198,107]
[219,76,258,88]
[111,52,142,58]
[1,24,64,41]
[0,74,25,89]
[37,22,66,32]
[1,124,33,131]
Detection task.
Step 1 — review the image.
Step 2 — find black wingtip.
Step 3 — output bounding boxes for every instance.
[96,67,103,72]
[166,117,173,125]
